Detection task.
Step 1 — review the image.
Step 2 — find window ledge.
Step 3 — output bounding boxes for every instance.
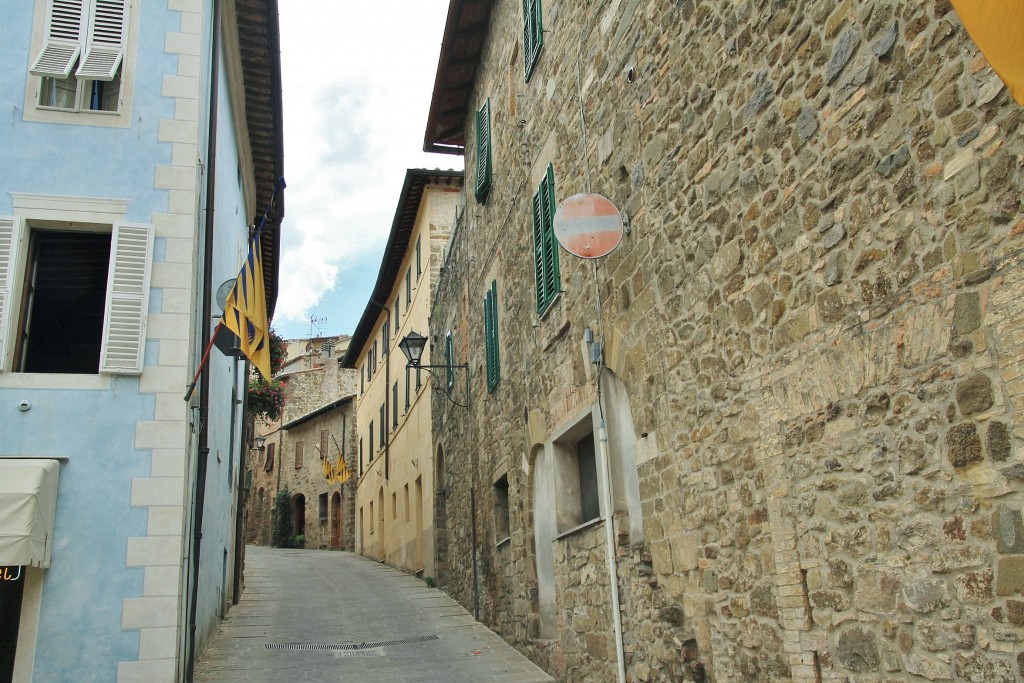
[495,536,511,549]
[0,373,110,391]
[554,516,604,542]
[537,291,562,322]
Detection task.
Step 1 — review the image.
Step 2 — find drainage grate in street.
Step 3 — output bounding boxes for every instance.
[265,634,439,651]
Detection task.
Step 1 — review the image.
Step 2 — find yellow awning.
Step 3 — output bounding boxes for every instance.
[952,0,1024,105]
[0,459,61,568]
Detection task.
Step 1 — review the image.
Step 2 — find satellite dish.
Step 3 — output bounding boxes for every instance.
[215,279,236,312]
[553,193,624,259]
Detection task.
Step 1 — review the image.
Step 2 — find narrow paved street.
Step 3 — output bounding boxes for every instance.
[194,546,553,682]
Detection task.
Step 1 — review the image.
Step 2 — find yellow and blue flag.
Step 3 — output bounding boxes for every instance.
[221,232,271,380]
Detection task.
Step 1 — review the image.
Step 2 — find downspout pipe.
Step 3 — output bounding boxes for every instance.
[597,417,626,683]
[232,359,249,604]
[185,1,220,679]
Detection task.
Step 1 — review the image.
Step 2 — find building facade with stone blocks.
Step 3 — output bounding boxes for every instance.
[0,1,284,681]
[423,1,1024,681]
[245,334,358,552]
[341,169,462,579]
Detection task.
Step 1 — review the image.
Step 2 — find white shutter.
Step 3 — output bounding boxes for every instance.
[30,0,85,79]
[100,222,153,374]
[0,217,24,373]
[77,0,127,81]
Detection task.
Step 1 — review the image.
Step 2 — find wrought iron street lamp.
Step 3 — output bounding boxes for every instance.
[399,330,469,409]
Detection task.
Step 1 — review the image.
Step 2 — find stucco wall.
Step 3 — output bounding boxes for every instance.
[352,183,459,577]
[0,0,257,680]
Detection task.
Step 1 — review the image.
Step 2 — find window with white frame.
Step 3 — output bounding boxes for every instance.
[0,216,153,374]
[30,0,130,114]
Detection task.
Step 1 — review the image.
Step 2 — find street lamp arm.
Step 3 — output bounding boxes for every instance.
[408,362,470,410]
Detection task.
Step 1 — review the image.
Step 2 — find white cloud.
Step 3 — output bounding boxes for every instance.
[274,0,462,332]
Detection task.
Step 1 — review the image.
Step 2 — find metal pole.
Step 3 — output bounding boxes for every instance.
[597,418,626,683]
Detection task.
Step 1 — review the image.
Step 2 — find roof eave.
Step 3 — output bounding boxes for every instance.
[340,169,464,368]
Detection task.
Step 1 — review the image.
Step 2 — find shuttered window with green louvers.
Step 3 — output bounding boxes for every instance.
[484,280,500,392]
[475,99,492,203]
[531,164,560,314]
[523,0,543,82]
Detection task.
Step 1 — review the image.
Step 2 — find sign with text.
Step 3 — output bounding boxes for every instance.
[1,566,23,581]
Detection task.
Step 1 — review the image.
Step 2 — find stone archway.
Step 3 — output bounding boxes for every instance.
[292,494,306,538]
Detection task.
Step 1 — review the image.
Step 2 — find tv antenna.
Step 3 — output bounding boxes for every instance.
[309,315,327,338]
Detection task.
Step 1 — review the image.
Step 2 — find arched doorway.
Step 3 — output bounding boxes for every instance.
[293,494,306,539]
[330,491,342,549]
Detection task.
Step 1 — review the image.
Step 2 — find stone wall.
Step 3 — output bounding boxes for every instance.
[430,0,1024,681]
[246,337,358,551]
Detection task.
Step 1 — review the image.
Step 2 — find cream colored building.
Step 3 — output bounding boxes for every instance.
[341,169,461,579]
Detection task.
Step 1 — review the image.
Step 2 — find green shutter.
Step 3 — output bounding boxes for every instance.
[484,280,500,392]
[531,164,559,314]
[531,188,545,313]
[523,0,544,82]
[475,99,492,203]
[542,165,558,303]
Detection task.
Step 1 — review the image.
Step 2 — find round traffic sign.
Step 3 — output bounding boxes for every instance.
[553,193,624,259]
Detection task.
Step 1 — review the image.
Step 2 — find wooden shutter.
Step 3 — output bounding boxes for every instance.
[485,280,500,392]
[99,222,153,374]
[541,165,559,304]
[0,217,24,372]
[475,99,492,203]
[378,405,385,445]
[30,0,85,78]
[532,165,558,313]
[532,183,546,313]
[405,366,411,409]
[523,0,543,82]
[264,443,275,472]
[77,0,128,81]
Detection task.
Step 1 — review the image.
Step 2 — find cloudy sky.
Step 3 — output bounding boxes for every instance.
[273,1,461,340]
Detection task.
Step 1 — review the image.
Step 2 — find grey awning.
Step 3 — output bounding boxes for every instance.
[0,459,61,568]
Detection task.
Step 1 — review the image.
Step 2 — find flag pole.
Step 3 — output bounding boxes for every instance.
[184,322,223,401]
[186,176,284,401]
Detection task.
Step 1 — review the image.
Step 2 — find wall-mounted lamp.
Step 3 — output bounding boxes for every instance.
[254,435,266,451]
[399,330,470,410]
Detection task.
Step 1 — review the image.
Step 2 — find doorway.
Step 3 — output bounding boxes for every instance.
[1,566,25,683]
[293,494,306,538]
[330,491,342,549]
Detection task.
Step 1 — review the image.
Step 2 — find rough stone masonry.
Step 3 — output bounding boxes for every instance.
[429,0,1024,681]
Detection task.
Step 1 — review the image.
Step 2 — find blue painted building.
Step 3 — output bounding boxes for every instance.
[0,1,283,681]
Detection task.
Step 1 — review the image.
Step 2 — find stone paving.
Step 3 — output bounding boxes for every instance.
[194,545,553,682]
